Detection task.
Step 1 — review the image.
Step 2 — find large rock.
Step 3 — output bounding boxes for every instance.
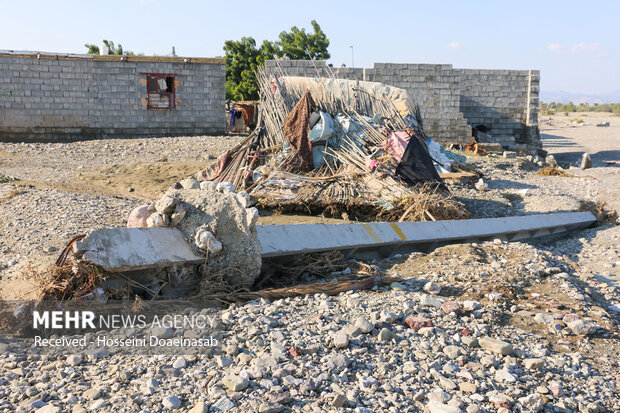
[127,204,151,228]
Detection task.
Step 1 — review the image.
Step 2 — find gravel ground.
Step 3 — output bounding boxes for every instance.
[0,124,619,412]
[0,239,618,412]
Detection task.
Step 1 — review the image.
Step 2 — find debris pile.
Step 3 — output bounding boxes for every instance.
[41,183,262,300]
[125,184,262,290]
[194,66,469,221]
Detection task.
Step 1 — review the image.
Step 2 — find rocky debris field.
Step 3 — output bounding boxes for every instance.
[0,132,619,411]
[0,237,618,412]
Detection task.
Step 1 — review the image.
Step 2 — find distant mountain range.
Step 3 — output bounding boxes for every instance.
[540,90,620,104]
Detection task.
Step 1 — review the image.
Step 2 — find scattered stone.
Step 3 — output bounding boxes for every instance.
[333,330,350,348]
[461,336,478,347]
[151,326,175,339]
[443,345,461,359]
[424,281,442,295]
[459,382,477,393]
[495,368,517,382]
[332,394,347,408]
[189,401,209,413]
[223,374,250,392]
[65,354,83,366]
[211,397,235,412]
[567,319,596,335]
[441,300,463,315]
[523,358,545,370]
[427,399,462,413]
[518,394,543,412]
[162,395,182,410]
[478,336,513,355]
[354,317,374,333]
[405,315,433,331]
[378,328,395,342]
[419,294,444,308]
[172,356,187,369]
[545,154,558,167]
[462,300,482,312]
[170,204,186,226]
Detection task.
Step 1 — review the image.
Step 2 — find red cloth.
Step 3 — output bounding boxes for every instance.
[283,90,314,171]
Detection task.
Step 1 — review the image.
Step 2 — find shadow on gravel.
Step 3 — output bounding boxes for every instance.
[454,197,517,219]
[551,149,620,166]
[540,133,581,149]
[488,179,539,190]
[525,223,620,311]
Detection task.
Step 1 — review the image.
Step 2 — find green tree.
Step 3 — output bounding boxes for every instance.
[84,44,100,54]
[224,37,277,101]
[276,20,330,60]
[84,40,134,55]
[224,21,330,101]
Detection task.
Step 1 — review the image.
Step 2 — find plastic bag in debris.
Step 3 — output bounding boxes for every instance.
[252,165,270,183]
[426,138,467,172]
[374,200,394,210]
[308,111,336,143]
[334,114,383,148]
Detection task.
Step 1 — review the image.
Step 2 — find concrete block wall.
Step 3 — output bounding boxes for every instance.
[265,60,540,148]
[456,69,540,148]
[0,54,225,142]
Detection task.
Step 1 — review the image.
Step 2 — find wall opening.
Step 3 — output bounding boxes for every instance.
[145,73,176,109]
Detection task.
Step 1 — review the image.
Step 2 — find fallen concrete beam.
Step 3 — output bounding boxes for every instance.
[257,212,596,258]
[74,228,204,272]
[74,212,596,271]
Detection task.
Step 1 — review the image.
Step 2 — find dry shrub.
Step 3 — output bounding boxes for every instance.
[32,263,103,300]
[578,200,618,225]
[272,250,346,278]
[0,173,15,184]
[258,250,347,289]
[536,167,575,177]
[383,184,470,222]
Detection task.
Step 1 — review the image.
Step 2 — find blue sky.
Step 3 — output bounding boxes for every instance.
[1,0,618,94]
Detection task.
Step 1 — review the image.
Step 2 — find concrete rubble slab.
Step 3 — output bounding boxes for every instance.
[74,228,204,272]
[257,212,596,257]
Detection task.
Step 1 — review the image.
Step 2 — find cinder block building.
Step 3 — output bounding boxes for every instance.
[0,51,226,142]
[265,60,540,150]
